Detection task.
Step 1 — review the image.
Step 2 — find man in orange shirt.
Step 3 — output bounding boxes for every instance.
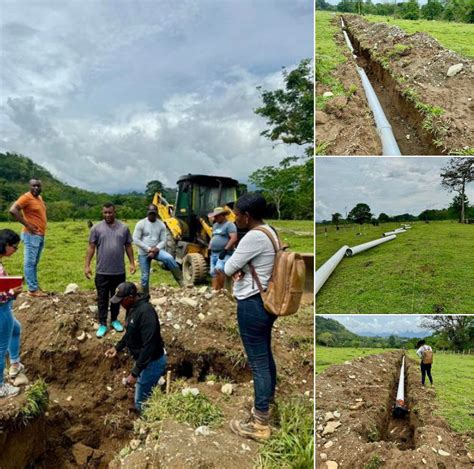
[9,179,48,297]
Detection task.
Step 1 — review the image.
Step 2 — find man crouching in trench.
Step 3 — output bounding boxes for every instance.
[105,281,167,412]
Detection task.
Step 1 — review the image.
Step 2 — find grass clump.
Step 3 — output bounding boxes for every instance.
[20,378,49,423]
[315,141,329,156]
[364,455,382,469]
[257,398,313,469]
[142,386,223,429]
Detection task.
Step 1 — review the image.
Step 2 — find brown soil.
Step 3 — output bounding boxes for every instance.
[0,286,313,468]
[344,15,474,155]
[316,18,382,156]
[315,351,473,468]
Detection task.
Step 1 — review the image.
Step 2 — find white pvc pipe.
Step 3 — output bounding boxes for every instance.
[315,245,349,295]
[383,229,406,237]
[345,234,396,257]
[341,17,401,156]
[393,356,408,417]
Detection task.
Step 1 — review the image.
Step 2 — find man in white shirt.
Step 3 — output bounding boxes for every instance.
[133,205,183,292]
[416,340,434,386]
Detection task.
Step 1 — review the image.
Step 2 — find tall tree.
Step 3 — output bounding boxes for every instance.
[449,193,470,222]
[347,203,372,225]
[332,212,342,224]
[255,59,313,157]
[421,316,474,351]
[440,158,474,224]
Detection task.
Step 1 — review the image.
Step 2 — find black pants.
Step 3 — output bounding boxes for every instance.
[95,273,126,325]
[420,362,433,385]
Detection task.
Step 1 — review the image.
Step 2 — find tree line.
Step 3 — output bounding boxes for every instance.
[316,0,473,23]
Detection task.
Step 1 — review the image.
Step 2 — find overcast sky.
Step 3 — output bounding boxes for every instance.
[0,0,312,193]
[316,157,474,221]
[322,315,434,337]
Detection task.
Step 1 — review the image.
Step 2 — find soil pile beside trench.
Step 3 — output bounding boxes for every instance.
[315,351,473,468]
[1,286,313,468]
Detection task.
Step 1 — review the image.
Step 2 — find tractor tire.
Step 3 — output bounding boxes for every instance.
[182,253,208,285]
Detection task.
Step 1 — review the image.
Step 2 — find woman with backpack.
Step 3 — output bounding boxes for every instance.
[416,340,434,386]
[224,193,280,442]
[0,229,26,398]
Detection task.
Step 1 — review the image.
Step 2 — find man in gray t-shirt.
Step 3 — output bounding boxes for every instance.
[84,203,136,338]
[208,206,237,290]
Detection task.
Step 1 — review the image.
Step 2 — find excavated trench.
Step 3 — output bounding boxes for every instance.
[2,342,251,469]
[369,355,416,450]
[344,26,443,156]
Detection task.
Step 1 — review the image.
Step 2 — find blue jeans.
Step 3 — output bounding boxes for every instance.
[0,300,22,385]
[21,233,45,292]
[138,251,178,290]
[210,252,231,277]
[134,354,167,412]
[237,294,277,413]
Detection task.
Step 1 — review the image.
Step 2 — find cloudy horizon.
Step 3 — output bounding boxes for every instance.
[1,0,312,194]
[316,157,474,221]
[322,315,436,337]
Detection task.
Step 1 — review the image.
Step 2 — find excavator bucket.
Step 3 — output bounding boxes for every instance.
[301,253,314,304]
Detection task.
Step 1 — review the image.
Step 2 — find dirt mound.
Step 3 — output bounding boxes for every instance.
[316,17,382,156]
[1,286,313,468]
[344,15,473,155]
[315,351,472,468]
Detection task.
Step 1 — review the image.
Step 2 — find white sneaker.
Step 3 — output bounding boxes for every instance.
[0,383,21,398]
[9,362,26,378]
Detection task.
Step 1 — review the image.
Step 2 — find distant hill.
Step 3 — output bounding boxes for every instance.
[316,316,413,348]
[0,152,172,221]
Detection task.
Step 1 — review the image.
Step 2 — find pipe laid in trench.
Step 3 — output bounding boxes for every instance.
[340,18,401,156]
[315,245,349,295]
[393,356,409,418]
[345,234,396,257]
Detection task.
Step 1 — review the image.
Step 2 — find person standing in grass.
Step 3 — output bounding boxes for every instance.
[84,203,136,338]
[416,340,434,386]
[9,179,48,297]
[104,281,167,413]
[208,206,238,290]
[0,229,26,398]
[133,204,184,293]
[224,193,279,442]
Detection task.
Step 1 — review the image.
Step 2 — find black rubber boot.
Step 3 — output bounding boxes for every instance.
[170,267,185,287]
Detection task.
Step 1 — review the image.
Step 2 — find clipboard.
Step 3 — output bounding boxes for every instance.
[0,276,23,292]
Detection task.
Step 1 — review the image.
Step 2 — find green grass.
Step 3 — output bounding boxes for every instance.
[365,15,474,58]
[258,398,314,469]
[315,347,395,374]
[20,378,49,424]
[142,386,223,429]
[317,347,474,437]
[315,11,347,110]
[316,221,474,313]
[407,350,474,434]
[0,219,313,292]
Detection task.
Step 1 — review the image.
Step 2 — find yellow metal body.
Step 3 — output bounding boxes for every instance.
[152,193,182,239]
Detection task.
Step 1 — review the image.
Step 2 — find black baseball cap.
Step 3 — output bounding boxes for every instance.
[110,282,138,303]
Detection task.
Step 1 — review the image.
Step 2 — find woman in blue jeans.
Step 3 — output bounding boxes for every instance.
[224,193,279,442]
[0,229,26,398]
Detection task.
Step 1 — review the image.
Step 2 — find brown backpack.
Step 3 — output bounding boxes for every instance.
[423,349,433,365]
[248,226,306,316]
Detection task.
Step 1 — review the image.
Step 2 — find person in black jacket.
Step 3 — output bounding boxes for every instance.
[105,282,167,412]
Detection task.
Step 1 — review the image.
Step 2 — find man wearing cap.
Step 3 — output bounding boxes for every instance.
[133,204,184,293]
[9,179,48,297]
[84,203,136,338]
[208,207,238,290]
[105,282,167,413]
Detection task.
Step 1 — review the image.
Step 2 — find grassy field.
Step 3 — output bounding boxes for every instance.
[0,219,313,292]
[317,347,474,436]
[315,11,346,113]
[315,346,395,374]
[316,221,474,314]
[365,15,474,58]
